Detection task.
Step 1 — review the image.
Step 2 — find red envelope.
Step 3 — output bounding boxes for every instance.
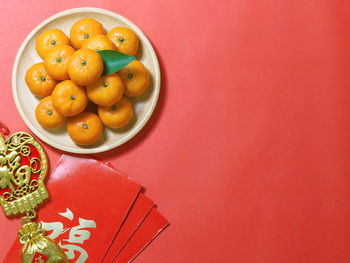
[3,154,141,262]
[103,193,154,262]
[114,208,169,263]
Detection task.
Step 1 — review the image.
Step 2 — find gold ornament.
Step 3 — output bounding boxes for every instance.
[0,132,48,215]
[0,126,68,263]
[19,211,68,263]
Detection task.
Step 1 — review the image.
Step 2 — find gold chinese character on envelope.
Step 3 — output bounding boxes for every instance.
[0,132,48,216]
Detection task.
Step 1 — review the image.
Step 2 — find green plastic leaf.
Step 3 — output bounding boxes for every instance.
[97,50,135,76]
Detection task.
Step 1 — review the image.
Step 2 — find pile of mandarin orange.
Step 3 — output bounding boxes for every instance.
[25,18,149,145]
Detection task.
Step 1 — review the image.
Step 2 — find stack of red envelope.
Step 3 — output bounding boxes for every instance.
[4,155,169,262]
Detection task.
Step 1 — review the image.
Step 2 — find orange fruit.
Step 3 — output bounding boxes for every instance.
[67,48,104,86]
[70,18,105,49]
[118,60,149,97]
[107,27,139,56]
[35,96,66,129]
[44,45,75,80]
[86,74,124,107]
[81,34,116,51]
[25,62,57,97]
[98,96,133,128]
[35,29,70,59]
[52,80,88,117]
[67,111,103,145]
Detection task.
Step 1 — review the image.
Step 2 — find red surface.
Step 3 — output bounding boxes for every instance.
[103,193,154,262]
[1,0,350,262]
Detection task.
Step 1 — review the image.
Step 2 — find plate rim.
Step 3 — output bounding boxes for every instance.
[12,7,161,154]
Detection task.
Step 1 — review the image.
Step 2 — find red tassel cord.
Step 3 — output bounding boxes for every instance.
[0,121,10,137]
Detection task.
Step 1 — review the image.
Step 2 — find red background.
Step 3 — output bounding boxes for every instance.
[1,0,350,262]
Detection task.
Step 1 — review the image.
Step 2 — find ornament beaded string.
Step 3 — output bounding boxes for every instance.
[0,121,10,137]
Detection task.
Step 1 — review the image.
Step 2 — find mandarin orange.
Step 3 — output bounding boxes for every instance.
[86,74,124,107]
[25,62,57,97]
[118,60,149,97]
[35,96,66,129]
[107,27,139,56]
[36,29,70,59]
[81,34,116,51]
[70,18,105,49]
[98,96,133,128]
[67,48,104,86]
[67,111,103,145]
[44,45,75,80]
[52,80,88,117]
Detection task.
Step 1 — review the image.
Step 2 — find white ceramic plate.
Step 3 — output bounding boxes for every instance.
[12,7,160,154]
